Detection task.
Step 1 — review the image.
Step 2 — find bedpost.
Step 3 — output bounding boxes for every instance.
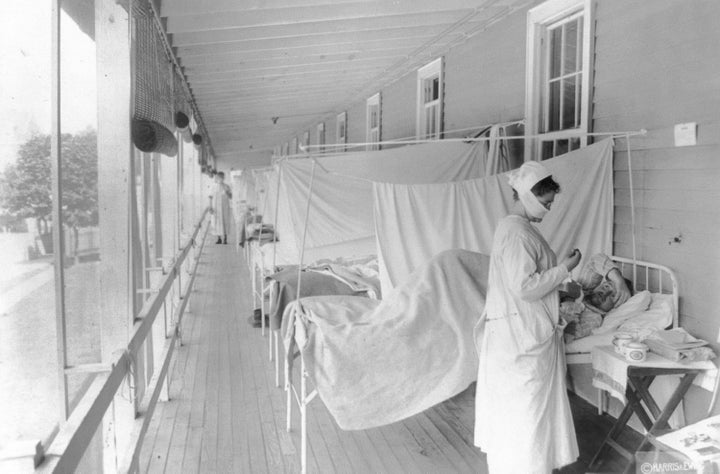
[301,352,308,474]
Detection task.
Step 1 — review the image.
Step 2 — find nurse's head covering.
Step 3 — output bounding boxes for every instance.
[507,161,551,194]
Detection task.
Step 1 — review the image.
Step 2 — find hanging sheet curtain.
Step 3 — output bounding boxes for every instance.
[373,139,615,295]
[279,141,486,253]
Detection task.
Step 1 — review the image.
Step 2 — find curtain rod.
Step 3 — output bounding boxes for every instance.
[275,129,647,161]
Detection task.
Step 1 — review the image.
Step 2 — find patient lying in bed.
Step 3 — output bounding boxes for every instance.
[562,253,633,342]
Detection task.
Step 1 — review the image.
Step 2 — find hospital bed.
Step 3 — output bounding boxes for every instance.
[564,256,679,414]
[250,244,380,387]
[282,249,488,474]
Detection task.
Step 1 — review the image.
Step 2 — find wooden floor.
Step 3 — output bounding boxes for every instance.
[139,244,640,473]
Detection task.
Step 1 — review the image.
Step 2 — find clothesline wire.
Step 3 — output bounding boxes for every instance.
[274,129,647,161]
[267,120,526,158]
[305,119,527,151]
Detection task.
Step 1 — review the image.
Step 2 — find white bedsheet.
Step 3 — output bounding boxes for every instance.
[374,139,614,295]
[282,249,489,430]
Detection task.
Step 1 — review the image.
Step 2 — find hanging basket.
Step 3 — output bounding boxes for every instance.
[132,119,178,156]
[192,133,203,146]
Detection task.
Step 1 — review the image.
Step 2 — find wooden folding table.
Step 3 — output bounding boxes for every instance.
[587,345,714,473]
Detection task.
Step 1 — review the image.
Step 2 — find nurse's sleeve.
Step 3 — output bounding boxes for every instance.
[503,234,570,302]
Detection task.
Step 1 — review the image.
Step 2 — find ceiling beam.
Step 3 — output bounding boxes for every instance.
[189,69,380,90]
[187,64,386,86]
[182,51,407,75]
[161,0,365,17]
[191,77,368,96]
[177,39,431,66]
[184,56,400,79]
[174,31,451,57]
[165,1,482,33]
[169,13,474,47]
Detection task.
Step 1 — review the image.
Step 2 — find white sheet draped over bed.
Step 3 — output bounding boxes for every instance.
[282,249,489,430]
[373,139,615,295]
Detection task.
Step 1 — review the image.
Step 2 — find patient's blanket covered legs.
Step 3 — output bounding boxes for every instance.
[282,249,489,430]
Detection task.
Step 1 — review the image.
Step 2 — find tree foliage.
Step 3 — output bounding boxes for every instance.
[0,130,98,227]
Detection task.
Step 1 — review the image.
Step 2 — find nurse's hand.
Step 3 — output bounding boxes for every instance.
[561,249,582,272]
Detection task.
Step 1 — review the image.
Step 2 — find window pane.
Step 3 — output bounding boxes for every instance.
[564,19,579,74]
[556,139,569,156]
[576,76,583,127]
[541,141,554,160]
[0,2,59,449]
[549,26,562,79]
[548,80,561,132]
[562,75,577,130]
[569,137,581,151]
[432,77,439,101]
[576,17,584,73]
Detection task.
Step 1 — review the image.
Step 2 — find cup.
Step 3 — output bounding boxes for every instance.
[624,342,649,363]
[613,333,634,354]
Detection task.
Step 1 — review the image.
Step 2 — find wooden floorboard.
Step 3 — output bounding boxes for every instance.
[181,282,211,474]
[163,290,205,474]
[140,244,643,474]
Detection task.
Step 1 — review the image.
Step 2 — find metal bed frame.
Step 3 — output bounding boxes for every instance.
[565,255,679,415]
[565,255,679,365]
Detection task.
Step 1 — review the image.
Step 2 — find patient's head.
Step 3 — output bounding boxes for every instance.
[585,280,616,313]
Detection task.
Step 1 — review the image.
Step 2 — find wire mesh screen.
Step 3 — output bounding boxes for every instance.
[174,69,192,127]
[132,0,175,134]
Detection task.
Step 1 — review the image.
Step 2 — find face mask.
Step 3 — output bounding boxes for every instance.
[519,189,549,220]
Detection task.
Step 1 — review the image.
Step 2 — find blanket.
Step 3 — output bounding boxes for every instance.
[308,262,381,299]
[266,266,364,330]
[281,249,489,430]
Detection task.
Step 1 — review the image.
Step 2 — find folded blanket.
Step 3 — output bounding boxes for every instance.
[644,328,716,363]
[308,263,381,299]
[282,249,489,430]
[266,266,363,330]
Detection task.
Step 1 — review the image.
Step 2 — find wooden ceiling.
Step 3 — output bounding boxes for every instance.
[161,0,533,162]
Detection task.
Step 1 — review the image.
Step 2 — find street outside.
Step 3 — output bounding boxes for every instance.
[0,232,100,451]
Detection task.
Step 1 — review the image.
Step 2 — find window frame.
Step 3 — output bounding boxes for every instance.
[366,93,381,151]
[336,111,347,152]
[416,57,444,140]
[316,122,325,153]
[524,0,594,160]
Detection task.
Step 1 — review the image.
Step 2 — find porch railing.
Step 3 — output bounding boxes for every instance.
[34,208,212,473]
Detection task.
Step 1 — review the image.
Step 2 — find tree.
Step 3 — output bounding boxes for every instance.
[0,130,98,235]
[0,134,52,232]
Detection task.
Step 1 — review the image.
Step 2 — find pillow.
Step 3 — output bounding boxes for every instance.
[592,290,652,335]
[618,293,674,331]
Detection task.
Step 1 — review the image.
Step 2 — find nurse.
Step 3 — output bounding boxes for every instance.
[474,161,582,473]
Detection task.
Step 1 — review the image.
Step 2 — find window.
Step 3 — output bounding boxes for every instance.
[525,0,593,160]
[291,136,298,155]
[316,122,325,153]
[302,131,310,152]
[366,93,381,151]
[336,112,347,152]
[416,58,443,140]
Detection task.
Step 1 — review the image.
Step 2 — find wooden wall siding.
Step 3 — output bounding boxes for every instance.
[380,74,416,141]
[592,0,720,419]
[443,7,528,135]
